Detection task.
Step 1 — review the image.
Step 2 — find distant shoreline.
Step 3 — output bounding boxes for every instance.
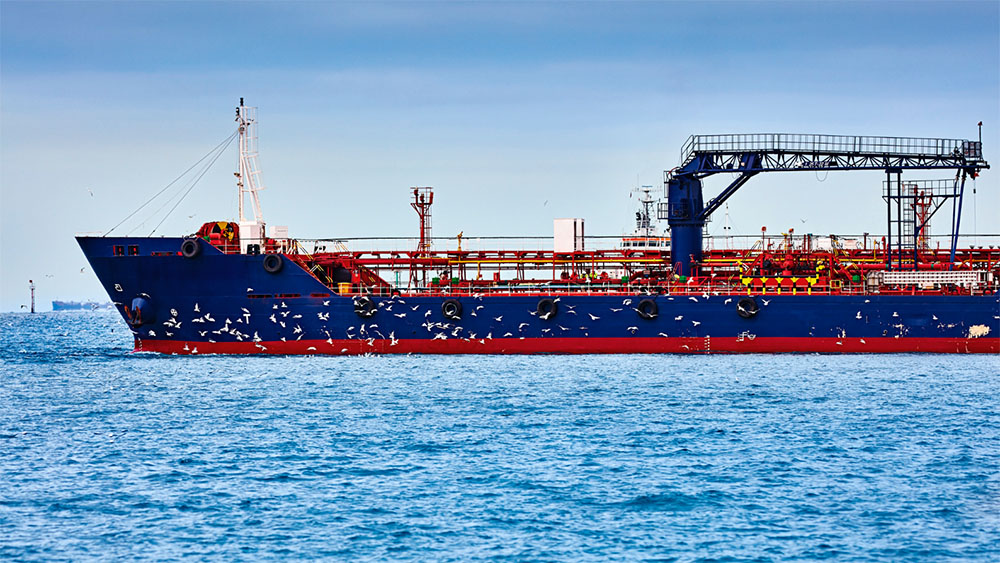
[51,301,112,311]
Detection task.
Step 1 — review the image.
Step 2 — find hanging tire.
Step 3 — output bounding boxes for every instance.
[263,254,283,274]
[354,295,377,318]
[180,238,200,258]
[441,299,462,320]
[737,297,759,319]
[637,298,658,320]
[536,298,558,320]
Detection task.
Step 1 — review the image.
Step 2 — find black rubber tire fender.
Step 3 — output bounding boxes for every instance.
[353,295,377,318]
[637,298,658,320]
[536,298,558,320]
[737,297,759,319]
[262,254,283,274]
[441,299,462,320]
[180,238,200,259]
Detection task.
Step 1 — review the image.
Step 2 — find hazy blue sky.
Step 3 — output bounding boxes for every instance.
[2,1,998,310]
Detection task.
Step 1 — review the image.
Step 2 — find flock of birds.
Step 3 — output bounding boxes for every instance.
[130,286,969,353]
[139,291,802,354]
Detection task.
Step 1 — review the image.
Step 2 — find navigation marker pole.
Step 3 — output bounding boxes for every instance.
[29,279,35,314]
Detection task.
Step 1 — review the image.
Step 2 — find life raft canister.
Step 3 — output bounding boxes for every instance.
[262,254,283,274]
[536,298,558,320]
[737,297,759,319]
[637,298,658,320]
[441,299,462,320]
[180,238,200,258]
[353,295,377,318]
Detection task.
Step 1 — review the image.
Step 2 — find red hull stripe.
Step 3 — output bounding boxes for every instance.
[136,336,999,355]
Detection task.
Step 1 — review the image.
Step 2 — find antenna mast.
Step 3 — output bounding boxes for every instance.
[236,98,265,224]
[630,185,659,238]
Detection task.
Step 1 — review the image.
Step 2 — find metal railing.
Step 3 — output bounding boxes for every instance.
[294,233,1000,255]
[332,273,997,299]
[680,133,982,165]
[881,179,959,198]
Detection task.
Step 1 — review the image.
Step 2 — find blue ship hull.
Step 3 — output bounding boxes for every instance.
[77,236,1000,354]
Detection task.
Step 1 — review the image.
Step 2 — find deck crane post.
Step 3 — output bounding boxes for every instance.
[409,187,434,288]
[662,133,989,276]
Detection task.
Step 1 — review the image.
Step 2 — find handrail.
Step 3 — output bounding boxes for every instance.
[680,133,984,166]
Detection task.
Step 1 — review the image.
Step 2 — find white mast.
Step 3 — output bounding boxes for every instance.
[235,98,265,253]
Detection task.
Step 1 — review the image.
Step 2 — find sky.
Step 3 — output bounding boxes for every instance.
[1,1,998,311]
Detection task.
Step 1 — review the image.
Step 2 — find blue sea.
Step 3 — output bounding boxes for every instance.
[2,311,998,561]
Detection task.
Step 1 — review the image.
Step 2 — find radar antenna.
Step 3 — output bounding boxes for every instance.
[632,185,657,238]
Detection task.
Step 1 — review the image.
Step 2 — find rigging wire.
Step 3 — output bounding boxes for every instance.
[103,129,238,236]
[129,139,230,236]
[148,132,237,236]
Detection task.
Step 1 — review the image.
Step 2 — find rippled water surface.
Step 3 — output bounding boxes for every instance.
[2,311,999,561]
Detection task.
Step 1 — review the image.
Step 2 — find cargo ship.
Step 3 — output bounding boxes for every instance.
[77,100,998,354]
